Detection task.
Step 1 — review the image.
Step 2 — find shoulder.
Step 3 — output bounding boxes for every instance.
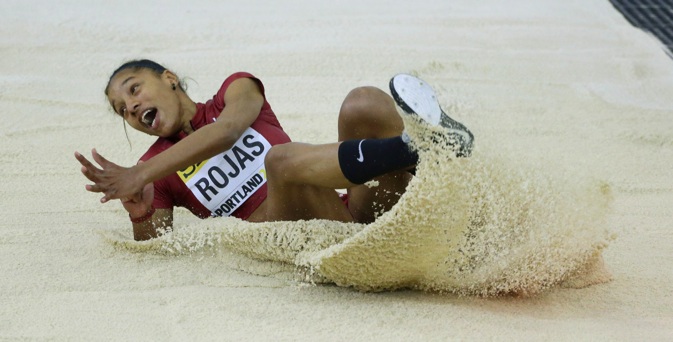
[213,72,266,106]
[222,72,260,89]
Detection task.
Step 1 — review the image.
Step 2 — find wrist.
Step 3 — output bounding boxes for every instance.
[133,162,151,188]
[129,206,156,223]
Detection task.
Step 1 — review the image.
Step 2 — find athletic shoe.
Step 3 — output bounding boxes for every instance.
[389,74,474,157]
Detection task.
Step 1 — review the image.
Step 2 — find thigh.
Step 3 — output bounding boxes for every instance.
[262,142,355,223]
[265,182,354,222]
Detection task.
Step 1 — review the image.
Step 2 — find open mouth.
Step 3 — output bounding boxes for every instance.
[141,108,158,128]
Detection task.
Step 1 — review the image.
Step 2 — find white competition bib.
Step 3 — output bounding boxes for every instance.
[176,127,271,216]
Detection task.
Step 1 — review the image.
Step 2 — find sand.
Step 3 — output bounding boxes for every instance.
[1,0,672,340]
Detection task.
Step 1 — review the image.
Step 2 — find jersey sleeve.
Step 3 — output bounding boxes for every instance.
[211,72,266,112]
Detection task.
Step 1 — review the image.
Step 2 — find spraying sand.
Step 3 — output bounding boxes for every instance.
[110,108,613,297]
[1,0,672,340]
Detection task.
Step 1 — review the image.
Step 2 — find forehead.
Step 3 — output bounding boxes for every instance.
[108,69,150,93]
[107,69,161,108]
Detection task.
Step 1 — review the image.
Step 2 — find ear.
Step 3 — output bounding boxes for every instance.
[161,70,179,87]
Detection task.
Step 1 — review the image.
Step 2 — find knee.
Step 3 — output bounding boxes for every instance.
[264,143,294,183]
[338,86,402,139]
[339,86,385,123]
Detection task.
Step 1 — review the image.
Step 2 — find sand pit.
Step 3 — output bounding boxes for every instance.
[1,0,672,340]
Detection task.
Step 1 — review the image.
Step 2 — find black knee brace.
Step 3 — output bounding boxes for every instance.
[338,136,419,184]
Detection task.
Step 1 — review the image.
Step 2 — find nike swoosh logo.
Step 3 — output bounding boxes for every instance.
[356,140,365,162]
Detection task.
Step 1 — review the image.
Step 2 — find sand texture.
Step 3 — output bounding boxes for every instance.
[1,0,672,340]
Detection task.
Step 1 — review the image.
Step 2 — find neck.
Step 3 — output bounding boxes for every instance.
[178,93,197,135]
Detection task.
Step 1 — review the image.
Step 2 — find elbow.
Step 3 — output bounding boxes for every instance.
[222,129,243,148]
[217,123,248,149]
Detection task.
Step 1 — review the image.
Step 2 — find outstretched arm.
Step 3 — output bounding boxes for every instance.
[77,77,265,203]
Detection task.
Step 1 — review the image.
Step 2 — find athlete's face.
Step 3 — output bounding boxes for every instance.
[107,69,184,137]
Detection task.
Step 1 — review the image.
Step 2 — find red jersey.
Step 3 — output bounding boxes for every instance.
[139,72,291,220]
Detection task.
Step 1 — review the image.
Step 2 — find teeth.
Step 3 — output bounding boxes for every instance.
[141,109,154,126]
[142,109,151,121]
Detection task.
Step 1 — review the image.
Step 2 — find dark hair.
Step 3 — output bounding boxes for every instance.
[105,59,169,96]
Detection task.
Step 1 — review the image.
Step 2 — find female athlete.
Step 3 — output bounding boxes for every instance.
[75,59,473,240]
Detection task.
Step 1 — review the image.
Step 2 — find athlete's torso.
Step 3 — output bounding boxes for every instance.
[139,72,291,220]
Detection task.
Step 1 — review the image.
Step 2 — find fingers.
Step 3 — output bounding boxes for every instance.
[84,183,105,193]
[76,150,114,194]
[76,151,104,193]
[75,149,131,204]
[80,165,100,183]
[100,193,114,204]
[92,148,116,168]
[76,151,103,182]
[120,190,143,204]
[83,182,114,202]
[75,151,100,171]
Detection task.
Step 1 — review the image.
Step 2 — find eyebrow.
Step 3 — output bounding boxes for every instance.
[120,76,135,88]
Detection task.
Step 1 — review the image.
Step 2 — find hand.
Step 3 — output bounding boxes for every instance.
[121,182,155,218]
[75,149,146,203]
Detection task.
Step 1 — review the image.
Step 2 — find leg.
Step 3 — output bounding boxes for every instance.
[338,86,412,223]
[262,86,414,223]
[263,142,355,222]
[261,77,474,224]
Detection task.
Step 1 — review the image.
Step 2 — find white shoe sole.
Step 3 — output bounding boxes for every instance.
[389,73,474,157]
[389,74,442,126]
